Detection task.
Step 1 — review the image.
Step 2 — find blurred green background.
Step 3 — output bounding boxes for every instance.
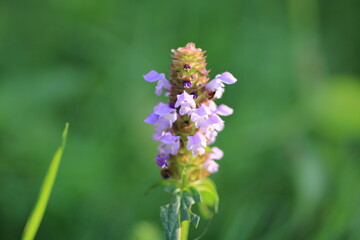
[1,0,360,239]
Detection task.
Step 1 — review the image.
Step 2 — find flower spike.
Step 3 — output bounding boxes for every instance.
[144,43,237,240]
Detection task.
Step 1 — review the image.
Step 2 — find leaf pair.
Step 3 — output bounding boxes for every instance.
[160,180,219,240]
[160,186,201,240]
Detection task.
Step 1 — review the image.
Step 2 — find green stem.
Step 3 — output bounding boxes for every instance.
[180,220,190,240]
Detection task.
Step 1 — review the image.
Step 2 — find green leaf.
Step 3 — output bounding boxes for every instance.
[22,123,69,240]
[161,186,202,239]
[180,198,190,222]
[164,185,180,195]
[160,194,181,240]
[180,188,201,228]
[190,213,200,228]
[187,186,201,203]
[193,179,219,219]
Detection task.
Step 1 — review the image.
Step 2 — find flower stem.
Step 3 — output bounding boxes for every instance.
[180,220,190,240]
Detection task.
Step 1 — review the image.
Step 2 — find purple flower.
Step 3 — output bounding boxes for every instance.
[187,132,207,155]
[216,72,237,84]
[144,70,164,82]
[153,129,165,141]
[144,112,159,124]
[144,70,171,96]
[200,126,218,144]
[208,114,224,131]
[206,72,237,99]
[204,159,219,173]
[216,104,233,116]
[158,132,180,155]
[203,147,223,174]
[175,91,196,116]
[155,154,169,168]
[191,104,212,128]
[206,79,224,99]
[144,102,177,131]
[209,147,223,160]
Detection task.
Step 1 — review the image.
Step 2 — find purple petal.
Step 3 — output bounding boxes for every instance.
[154,103,173,115]
[144,113,159,124]
[155,154,169,168]
[160,132,179,144]
[216,104,233,116]
[144,70,162,82]
[209,147,223,160]
[175,91,195,108]
[208,114,223,124]
[206,79,222,91]
[196,104,212,116]
[153,130,165,141]
[204,159,219,173]
[216,72,237,84]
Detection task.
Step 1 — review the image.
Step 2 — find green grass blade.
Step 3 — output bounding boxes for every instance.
[21,123,69,240]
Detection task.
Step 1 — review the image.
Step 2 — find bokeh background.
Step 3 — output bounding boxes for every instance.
[1,0,360,239]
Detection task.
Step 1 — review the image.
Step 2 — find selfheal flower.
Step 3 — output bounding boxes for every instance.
[200,126,218,144]
[215,104,233,116]
[215,72,237,84]
[158,132,180,155]
[175,91,196,115]
[208,114,224,131]
[155,154,169,168]
[209,147,223,160]
[153,129,165,141]
[204,159,219,173]
[206,79,224,99]
[145,43,237,181]
[206,72,237,99]
[203,147,223,174]
[144,102,177,131]
[187,132,207,155]
[144,70,171,96]
[144,43,238,236]
[191,104,212,128]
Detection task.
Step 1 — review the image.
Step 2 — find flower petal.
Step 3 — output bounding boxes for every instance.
[144,113,159,124]
[209,147,223,160]
[216,104,233,116]
[216,72,237,84]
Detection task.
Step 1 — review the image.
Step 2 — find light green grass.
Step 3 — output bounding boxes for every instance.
[21,123,69,240]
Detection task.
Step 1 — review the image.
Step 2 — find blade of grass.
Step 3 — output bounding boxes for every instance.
[21,123,69,240]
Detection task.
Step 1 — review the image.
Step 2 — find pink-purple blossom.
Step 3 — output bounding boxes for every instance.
[200,126,218,144]
[191,104,212,128]
[155,154,169,168]
[216,104,234,116]
[206,72,237,99]
[144,70,171,96]
[208,114,224,131]
[204,159,219,173]
[216,72,237,84]
[187,132,207,155]
[158,132,180,155]
[144,102,177,131]
[203,147,223,173]
[209,147,223,160]
[175,91,196,116]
